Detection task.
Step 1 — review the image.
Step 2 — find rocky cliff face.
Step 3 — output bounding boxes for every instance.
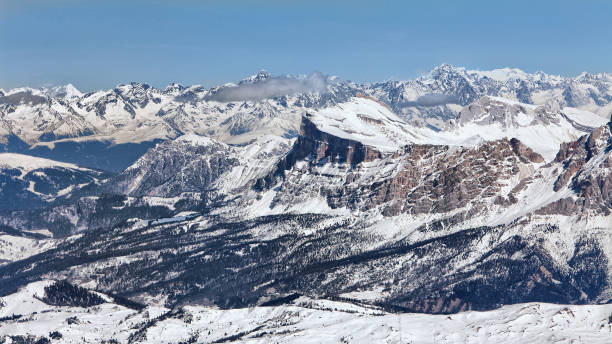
[539,121,612,215]
[266,118,545,219]
[257,116,382,191]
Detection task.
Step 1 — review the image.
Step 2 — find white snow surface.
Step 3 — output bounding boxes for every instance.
[1,281,611,344]
[563,107,610,127]
[0,235,55,266]
[45,84,83,99]
[308,96,428,152]
[470,67,533,82]
[0,153,88,172]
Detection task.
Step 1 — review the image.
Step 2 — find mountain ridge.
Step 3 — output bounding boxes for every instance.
[2,65,611,171]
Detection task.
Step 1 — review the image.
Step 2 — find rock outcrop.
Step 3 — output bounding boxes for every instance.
[542,120,612,215]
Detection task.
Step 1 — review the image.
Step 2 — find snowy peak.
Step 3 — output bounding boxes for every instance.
[163,82,185,95]
[0,84,82,104]
[107,134,238,197]
[470,67,531,82]
[45,84,83,99]
[306,96,420,152]
[4,87,47,97]
[427,63,461,77]
[575,71,612,82]
[239,70,271,84]
[0,87,48,106]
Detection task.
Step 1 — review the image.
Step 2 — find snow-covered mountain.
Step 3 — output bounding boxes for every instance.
[1,98,610,310]
[298,96,606,161]
[443,96,609,160]
[368,64,612,126]
[1,66,611,341]
[107,134,292,197]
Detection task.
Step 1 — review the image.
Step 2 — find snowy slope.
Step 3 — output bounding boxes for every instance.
[0,233,55,266]
[0,153,87,172]
[307,96,432,152]
[44,84,83,99]
[1,281,611,344]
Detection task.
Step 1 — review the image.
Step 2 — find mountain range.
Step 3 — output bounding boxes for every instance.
[2,65,611,170]
[0,65,611,342]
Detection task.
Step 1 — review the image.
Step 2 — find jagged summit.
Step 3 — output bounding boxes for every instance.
[428,63,458,74]
[240,70,271,84]
[163,82,185,95]
[424,63,560,82]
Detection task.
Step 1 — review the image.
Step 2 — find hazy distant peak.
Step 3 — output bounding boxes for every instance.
[240,70,271,84]
[47,83,83,99]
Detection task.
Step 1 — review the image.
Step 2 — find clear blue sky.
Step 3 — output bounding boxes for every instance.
[1,0,611,91]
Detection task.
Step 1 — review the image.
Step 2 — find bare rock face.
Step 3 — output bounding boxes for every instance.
[256,116,382,190]
[266,117,543,217]
[348,138,539,216]
[509,138,545,163]
[564,123,612,215]
[293,116,383,167]
[540,120,612,215]
[573,161,612,215]
[552,134,592,192]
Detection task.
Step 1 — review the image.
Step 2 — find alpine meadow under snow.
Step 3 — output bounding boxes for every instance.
[1,65,611,343]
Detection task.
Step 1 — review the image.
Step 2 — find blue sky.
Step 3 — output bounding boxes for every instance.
[1,0,611,91]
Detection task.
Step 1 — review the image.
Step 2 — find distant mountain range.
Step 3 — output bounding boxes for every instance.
[1,65,610,171]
